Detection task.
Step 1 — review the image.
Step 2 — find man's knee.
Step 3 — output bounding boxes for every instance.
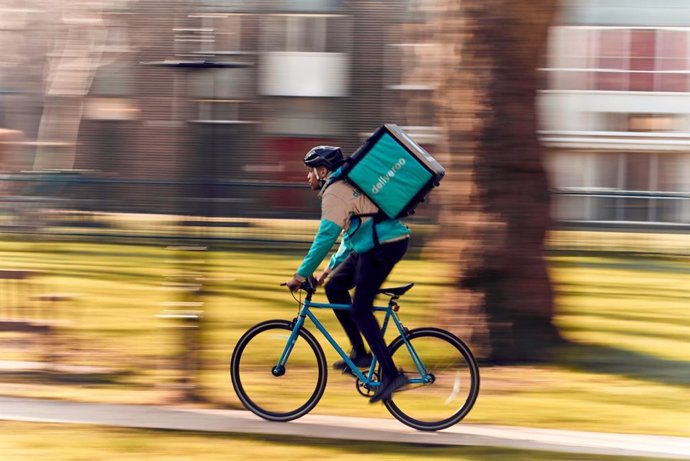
[324,281,337,297]
[350,298,374,321]
[325,281,348,301]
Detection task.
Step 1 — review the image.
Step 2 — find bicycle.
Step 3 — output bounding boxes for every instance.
[230,279,480,431]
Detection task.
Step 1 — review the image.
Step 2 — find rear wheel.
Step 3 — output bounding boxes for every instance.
[384,327,479,431]
[230,319,327,421]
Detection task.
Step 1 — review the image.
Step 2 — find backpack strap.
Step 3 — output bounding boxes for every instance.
[352,210,389,247]
[327,170,390,248]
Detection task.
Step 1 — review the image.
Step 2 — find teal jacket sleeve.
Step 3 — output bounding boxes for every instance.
[327,237,352,271]
[296,219,342,278]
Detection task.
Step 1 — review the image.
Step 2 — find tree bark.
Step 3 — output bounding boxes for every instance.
[434,0,564,363]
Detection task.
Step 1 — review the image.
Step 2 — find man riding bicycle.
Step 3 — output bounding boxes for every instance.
[285,145,410,403]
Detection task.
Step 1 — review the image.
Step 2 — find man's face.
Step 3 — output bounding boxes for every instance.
[307,167,325,191]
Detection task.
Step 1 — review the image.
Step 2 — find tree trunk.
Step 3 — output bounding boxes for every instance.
[433,0,564,363]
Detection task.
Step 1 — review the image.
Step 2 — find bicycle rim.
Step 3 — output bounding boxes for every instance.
[230,320,327,422]
[384,328,480,431]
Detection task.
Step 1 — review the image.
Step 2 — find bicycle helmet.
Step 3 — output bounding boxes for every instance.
[304,146,344,171]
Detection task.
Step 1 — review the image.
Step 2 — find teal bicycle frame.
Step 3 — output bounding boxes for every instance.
[274,289,433,388]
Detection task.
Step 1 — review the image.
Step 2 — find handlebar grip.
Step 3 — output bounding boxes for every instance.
[281,280,315,294]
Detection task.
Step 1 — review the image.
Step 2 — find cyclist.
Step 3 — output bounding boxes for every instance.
[285,145,410,403]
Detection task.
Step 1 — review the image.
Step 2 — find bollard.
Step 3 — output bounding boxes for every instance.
[157,306,204,402]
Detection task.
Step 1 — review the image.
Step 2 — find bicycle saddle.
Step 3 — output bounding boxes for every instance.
[377,283,414,297]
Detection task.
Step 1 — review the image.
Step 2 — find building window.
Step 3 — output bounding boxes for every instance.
[261,14,351,54]
[547,27,690,93]
[657,29,690,91]
[551,151,690,224]
[595,29,628,91]
[259,14,352,97]
[627,114,678,131]
[629,29,656,91]
[178,13,259,56]
[189,67,256,122]
[275,0,346,13]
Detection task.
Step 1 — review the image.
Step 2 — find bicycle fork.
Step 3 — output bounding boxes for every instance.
[272,315,308,376]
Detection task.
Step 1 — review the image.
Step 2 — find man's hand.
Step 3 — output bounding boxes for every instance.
[316,269,331,287]
[285,276,304,292]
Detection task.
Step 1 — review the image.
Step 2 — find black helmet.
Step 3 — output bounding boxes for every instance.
[304,146,344,171]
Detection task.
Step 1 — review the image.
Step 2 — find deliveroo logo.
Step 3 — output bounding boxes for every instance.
[371,158,406,194]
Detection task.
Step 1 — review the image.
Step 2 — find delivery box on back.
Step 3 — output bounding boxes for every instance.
[341,124,445,219]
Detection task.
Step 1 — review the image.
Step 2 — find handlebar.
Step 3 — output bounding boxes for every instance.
[281,277,318,294]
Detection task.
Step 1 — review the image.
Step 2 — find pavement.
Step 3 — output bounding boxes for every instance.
[1,396,688,459]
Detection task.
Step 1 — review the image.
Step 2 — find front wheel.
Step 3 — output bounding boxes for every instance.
[230,319,327,422]
[384,328,480,431]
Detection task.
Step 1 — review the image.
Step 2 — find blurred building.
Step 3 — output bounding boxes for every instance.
[0,1,687,228]
[0,0,441,220]
[541,0,690,229]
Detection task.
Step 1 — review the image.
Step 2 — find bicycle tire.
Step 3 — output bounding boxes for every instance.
[384,327,480,431]
[230,319,327,422]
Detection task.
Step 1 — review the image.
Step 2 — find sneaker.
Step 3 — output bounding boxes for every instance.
[369,372,408,403]
[332,352,372,373]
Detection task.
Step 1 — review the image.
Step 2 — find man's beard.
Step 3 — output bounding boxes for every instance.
[311,179,325,191]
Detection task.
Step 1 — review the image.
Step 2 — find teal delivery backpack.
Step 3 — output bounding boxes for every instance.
[341,124,445,219]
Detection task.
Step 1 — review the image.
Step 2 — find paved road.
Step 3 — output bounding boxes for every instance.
[0,396,688,459]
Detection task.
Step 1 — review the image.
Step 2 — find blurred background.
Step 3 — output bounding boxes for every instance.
[0,0,688,459]
[0,0,688,226]
[0,0,685,225]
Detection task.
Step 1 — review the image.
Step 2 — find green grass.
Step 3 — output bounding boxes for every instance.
[0,422,673,461]
[0,239,688,437]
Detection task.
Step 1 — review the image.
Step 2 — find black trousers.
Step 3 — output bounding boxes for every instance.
[324,238,409,379]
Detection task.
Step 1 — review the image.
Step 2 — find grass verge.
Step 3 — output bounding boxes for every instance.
[0,421,675,461]
[0,239,687,436]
